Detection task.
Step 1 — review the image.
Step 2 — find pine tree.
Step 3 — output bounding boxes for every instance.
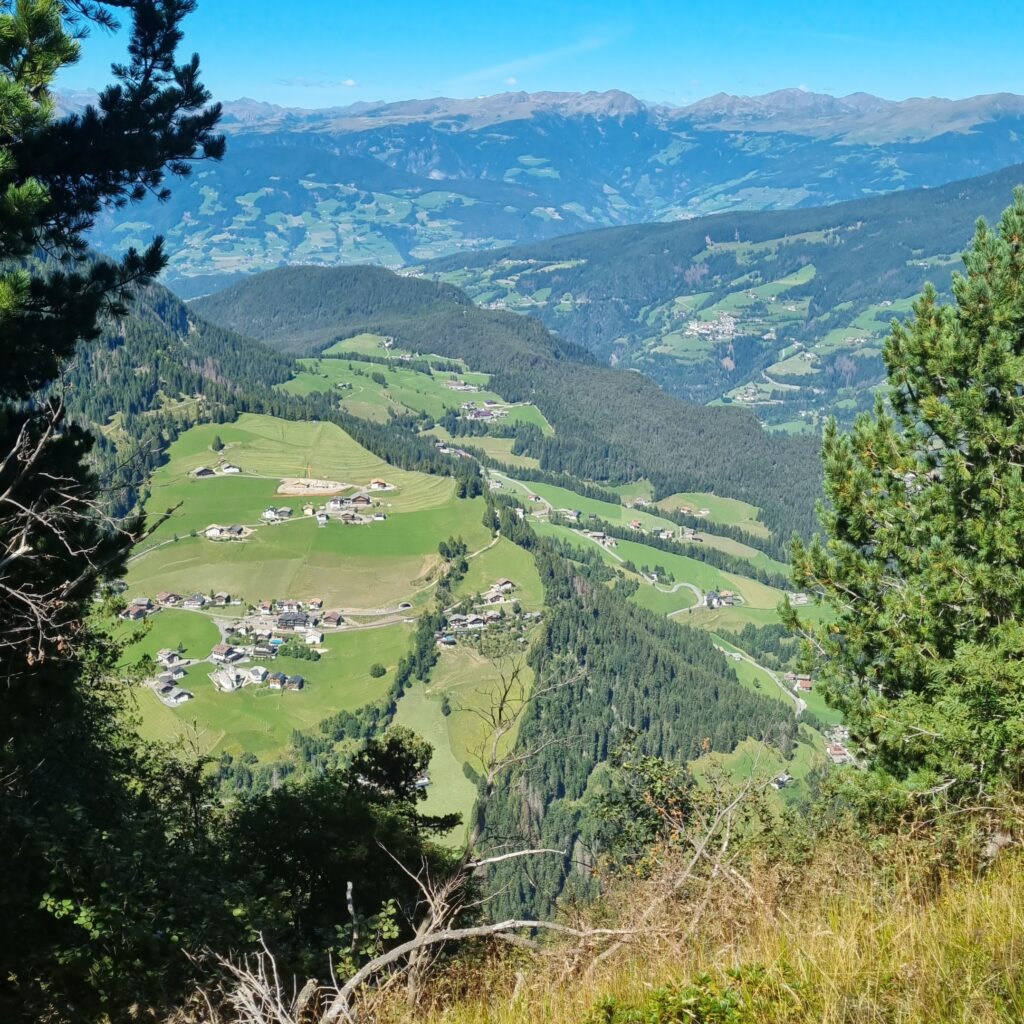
[1,0,223,663]
[0,2,224,1017]
[788,188,1024,801]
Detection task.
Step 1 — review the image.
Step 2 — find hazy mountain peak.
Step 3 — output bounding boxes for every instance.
[676,87,892,122]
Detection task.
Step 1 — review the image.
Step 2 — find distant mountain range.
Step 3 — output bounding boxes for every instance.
[68,86,1024,294]
[211,88,1024,143]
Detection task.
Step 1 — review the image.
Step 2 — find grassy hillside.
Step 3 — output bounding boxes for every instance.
[192,265,823,541]
[118,413,506,776]
[408,843,1024,1024]
[131,623,414,759]
[423,163,1024,425]
[126,415,486,608]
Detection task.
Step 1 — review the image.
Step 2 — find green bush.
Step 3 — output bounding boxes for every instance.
[584,967,793,1024]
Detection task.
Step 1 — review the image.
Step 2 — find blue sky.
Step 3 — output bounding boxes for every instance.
[58,0,1024,108]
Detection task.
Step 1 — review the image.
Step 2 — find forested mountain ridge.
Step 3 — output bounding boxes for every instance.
[67,282,296,515]
[188,265,472,351]
[79,86,1024,295]
[422,162,1024,426]
[194,265,823,540]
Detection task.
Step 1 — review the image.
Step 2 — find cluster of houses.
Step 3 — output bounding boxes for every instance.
[826,725,852,765]
[205,524,246,541]
[253,597,344,633]
[154,680,193,705]
[154,591,237,610]
[123,590,239,620]
[135,592,352,705]
[443,611,502,635]
[120,596,155,621]
[557,512,699,551]
[436,580,521,644]
[704,589,741,609]
[151,649,193,705]
[460,400,508,423]
[445,379,479,393]
[481,578,516,604]
[260,486,391,528]
[684,312,738,342]
[261,506,295,523]
[662,501,710,517]
[212,664,304,693]
[626,517,689,543]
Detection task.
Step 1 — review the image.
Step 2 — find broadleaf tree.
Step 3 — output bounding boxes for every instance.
[787,187,1024,802]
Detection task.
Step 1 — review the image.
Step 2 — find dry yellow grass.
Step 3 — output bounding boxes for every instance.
[394,842,1024,1024]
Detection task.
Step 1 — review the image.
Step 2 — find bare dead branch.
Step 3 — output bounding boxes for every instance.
[323,919,636,1022]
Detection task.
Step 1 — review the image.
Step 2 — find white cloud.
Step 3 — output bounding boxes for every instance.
[504,76,518,86]
[276,76,358,89]
[451,33,619,87]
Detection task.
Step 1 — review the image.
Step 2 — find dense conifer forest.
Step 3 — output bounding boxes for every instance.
[475,510,794,918]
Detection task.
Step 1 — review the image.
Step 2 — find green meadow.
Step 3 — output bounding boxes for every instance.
[126,414,492,608]
[131,622,414,759]
[693,532,790,578]
[519,480,678,532]
[127,498,490,610]
[395,643,538,844]
[462,434,541,470]
[690,732,826,806]
[282,354,552,433]
[115,608,221,663]
[530,518,786,626]
[656,490,769,538]
[454,537,546,611]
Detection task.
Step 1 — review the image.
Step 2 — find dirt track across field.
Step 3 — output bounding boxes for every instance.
[276,477,349,496]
